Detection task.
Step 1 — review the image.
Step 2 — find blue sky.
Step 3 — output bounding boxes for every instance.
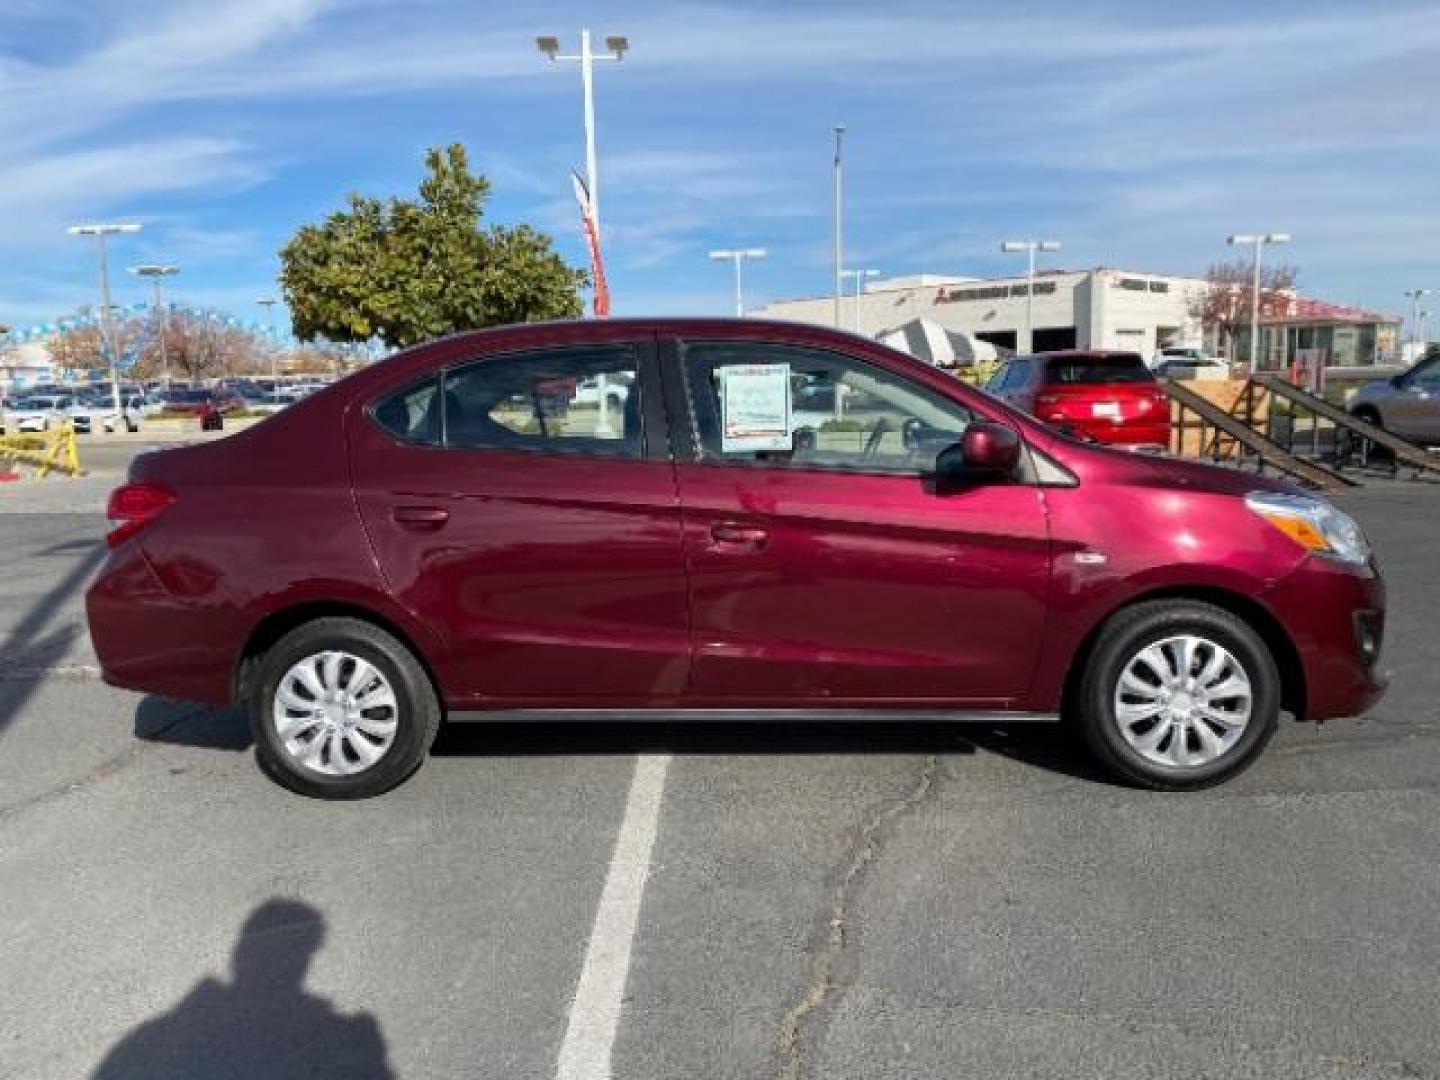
[2,0,1437,336]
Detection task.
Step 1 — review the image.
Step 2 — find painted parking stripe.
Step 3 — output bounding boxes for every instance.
[555,753,671,1080]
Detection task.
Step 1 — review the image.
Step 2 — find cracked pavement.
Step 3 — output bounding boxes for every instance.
[2,478,1439,1078]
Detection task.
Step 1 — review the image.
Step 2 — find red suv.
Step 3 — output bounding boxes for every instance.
[86,320,1385,798]
[987,350,1170,450]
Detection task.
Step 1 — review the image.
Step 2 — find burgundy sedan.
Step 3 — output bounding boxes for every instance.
[86,320,1385,798]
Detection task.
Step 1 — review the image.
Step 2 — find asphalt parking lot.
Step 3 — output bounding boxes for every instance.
[2,458,1439,1079]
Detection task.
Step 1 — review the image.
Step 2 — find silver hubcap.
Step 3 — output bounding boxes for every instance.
[1113,634,1252,770]
[272,651,399,776]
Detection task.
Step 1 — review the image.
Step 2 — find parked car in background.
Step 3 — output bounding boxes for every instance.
[1154,351,1232,381]
[64,389,142,434]
[88,319,1384,800]
[234,385,292,415]
[7,393,80,432]
[986,350,1170,450]
[152,387,245,417]
[1348,348,1440,447]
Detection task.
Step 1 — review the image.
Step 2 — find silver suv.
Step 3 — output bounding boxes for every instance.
[1349,349,1440,447]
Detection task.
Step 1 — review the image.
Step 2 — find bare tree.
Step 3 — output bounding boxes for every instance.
[1190,260,1298,360]
[48,309,281,381]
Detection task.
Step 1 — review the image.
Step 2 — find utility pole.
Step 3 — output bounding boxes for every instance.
[833,125,846,329]
[69,223,140,413]
[130,264,178,386]
[1227,233,1290,370]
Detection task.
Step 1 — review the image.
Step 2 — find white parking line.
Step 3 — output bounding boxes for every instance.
[555,753,671,1080]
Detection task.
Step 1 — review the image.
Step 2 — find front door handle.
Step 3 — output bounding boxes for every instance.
[710,522,769,549]
[392,505,450,531]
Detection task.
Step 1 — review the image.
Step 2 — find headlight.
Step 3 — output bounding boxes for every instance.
[1245,491,1371,566]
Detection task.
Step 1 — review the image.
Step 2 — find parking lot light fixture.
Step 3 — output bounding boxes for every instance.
[1228,233,1290,369]
[841,268,881,332]
[536,29,628,239]
[538,28,628,435]
[833,125,846,329]
[709,249,767,317]
[69,222,141,414]
[1000,239,1061,353]
[257,297,279,386]
[129,264,179,387]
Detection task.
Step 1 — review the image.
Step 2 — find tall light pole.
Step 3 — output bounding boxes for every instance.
[841,269,881,332]
[538,29,627,435]
[69,222,140,412]
[536,30,628,238]
[1228,233,1290,370]
[257,297,279,386]
[833,124,846,329]
[1403,289,1431,349]
[709,249,767,317]
[129,263,178,387]
[1000,239,1060,353]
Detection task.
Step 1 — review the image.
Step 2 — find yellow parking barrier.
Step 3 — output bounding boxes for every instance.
[0,422,83,479]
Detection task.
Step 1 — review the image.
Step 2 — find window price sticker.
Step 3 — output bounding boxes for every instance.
[719,364,792,452]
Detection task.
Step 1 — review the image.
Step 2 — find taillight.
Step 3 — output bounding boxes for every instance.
[106,482,176,548]
[1035,392,1063,417]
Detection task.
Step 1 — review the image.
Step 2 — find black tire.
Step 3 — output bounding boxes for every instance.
[1075,600,1280,791]
[249,617,441,799]
[1351,407,1395,465]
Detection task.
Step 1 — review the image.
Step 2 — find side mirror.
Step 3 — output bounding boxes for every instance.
[935,421,1022,486]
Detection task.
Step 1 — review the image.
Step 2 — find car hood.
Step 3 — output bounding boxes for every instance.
[1349,378,1392,403]
[1049,435,1302,499]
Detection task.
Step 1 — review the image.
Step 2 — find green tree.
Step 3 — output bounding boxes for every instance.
[279,144,585,349]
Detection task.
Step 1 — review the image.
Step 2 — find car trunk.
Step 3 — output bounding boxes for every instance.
[1035,354,1167,425]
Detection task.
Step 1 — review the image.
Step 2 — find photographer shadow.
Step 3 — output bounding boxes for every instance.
[92,899,392,1080]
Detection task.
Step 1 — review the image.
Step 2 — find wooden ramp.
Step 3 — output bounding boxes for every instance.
[1161,379,1357,491]
[1255,375,1440,479]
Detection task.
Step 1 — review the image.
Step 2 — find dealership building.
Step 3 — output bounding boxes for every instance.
[754,268,1209,357]
[754,268,1401,368]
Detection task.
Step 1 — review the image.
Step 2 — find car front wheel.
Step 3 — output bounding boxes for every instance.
[1077,600,1280,790]
[250,617,441,799]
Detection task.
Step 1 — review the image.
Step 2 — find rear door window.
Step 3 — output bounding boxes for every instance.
[1044,354,1153,385]
[443,345,643,457]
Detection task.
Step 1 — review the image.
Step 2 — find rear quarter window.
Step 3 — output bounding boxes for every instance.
[372,375,441,446]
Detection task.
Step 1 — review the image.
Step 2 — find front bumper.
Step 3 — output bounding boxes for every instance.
[1268,557,1387,721]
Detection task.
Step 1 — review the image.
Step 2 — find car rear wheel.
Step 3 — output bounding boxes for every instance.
[250,617,440,799]
[1076,600,1280,790]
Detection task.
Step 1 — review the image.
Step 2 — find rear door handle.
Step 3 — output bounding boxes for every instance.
[710,522,769,549]
[392,505,450,531]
